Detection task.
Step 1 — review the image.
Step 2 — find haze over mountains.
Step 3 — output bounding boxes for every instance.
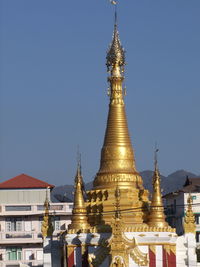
[52,170,199,202]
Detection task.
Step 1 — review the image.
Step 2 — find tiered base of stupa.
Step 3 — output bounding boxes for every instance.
[86,185,149,226]
[65,228,197,267]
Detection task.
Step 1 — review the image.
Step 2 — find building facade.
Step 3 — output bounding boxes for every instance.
[165,177,200,244]
[0,174,72,267]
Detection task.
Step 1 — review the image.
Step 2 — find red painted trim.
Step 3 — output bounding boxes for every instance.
[169,251,176,267]
[149,247,156,267]
[68,250,75,267]
[163,246,167,267]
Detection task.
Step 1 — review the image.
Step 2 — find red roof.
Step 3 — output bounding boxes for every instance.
[0,174,54,189]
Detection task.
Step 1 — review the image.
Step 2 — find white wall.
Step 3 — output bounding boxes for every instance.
[0,188,51,204]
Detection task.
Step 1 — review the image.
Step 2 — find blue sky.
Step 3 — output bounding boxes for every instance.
[0,0,199,186]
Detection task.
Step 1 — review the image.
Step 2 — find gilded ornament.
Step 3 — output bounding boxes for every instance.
[68,161,90,233]
[148,149,169,228]
[41,188,54,239]
[184,194,196,234]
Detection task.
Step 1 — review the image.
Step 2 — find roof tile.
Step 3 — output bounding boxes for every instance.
[0,174,54,189]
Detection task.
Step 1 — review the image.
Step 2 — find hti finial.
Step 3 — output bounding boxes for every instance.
[107,0,125,71]
[110,0,118,6]
[77,145,81,165]
[110,0,118,25]
[114,5,117,26]
[154,142,159,171]
[76,145,82,174]
[75,147,84,190]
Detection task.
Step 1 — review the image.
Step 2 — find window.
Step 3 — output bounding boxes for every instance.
[25,250,33,260]
[38,204,63,211]
[6,218,23,232]
[51,205,63,210]
[196,232,200,243]
[37,205,45,211]
[24,221,32,231]
[5,206,31,211]
[36,250,43,260]
[39,216,43,232]
[6,247,22,261]
[192,196,197,200]
[195,215,200,225]
[54,216,60,231]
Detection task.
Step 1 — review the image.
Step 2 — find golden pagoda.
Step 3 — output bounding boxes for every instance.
[68,160,90,233]
[87,11,149,227]
[64,6,198,267]
[148,149,169,228]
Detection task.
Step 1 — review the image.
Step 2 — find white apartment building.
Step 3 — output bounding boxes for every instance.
[0,174,73,267]
[164,176,200,244]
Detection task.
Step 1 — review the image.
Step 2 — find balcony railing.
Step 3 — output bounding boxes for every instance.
[0,203,73,215]
[6,233,33,239]
[0,259,43,267]
[0,232,42,243]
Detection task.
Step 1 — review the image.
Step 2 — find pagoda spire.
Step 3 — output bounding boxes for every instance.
[148,149,168,228]
[41,187,54,239]
[184,194,196,234]
[68,159,89,233]
[87,7,149,227]
[94,9,142,190]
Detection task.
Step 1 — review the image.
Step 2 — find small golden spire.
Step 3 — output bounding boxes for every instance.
[184,194,196,234]
[148,149,168,228]
[41,187,54,238]
[68,159,90,233]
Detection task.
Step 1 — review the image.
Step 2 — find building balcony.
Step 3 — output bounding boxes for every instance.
[0,231,43,244]
[0,203,73,216]
[0,259,43,267]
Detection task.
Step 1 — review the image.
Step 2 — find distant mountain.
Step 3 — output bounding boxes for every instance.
[141,169,197,196]
[52,170,198,202]
[140,170,165,196]
[52,181,93,202]
[52,184,74,202]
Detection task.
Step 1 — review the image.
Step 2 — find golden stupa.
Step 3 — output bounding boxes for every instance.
[86,13,149,227]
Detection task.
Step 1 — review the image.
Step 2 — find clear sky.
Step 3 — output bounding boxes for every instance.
[0,0,199,186]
